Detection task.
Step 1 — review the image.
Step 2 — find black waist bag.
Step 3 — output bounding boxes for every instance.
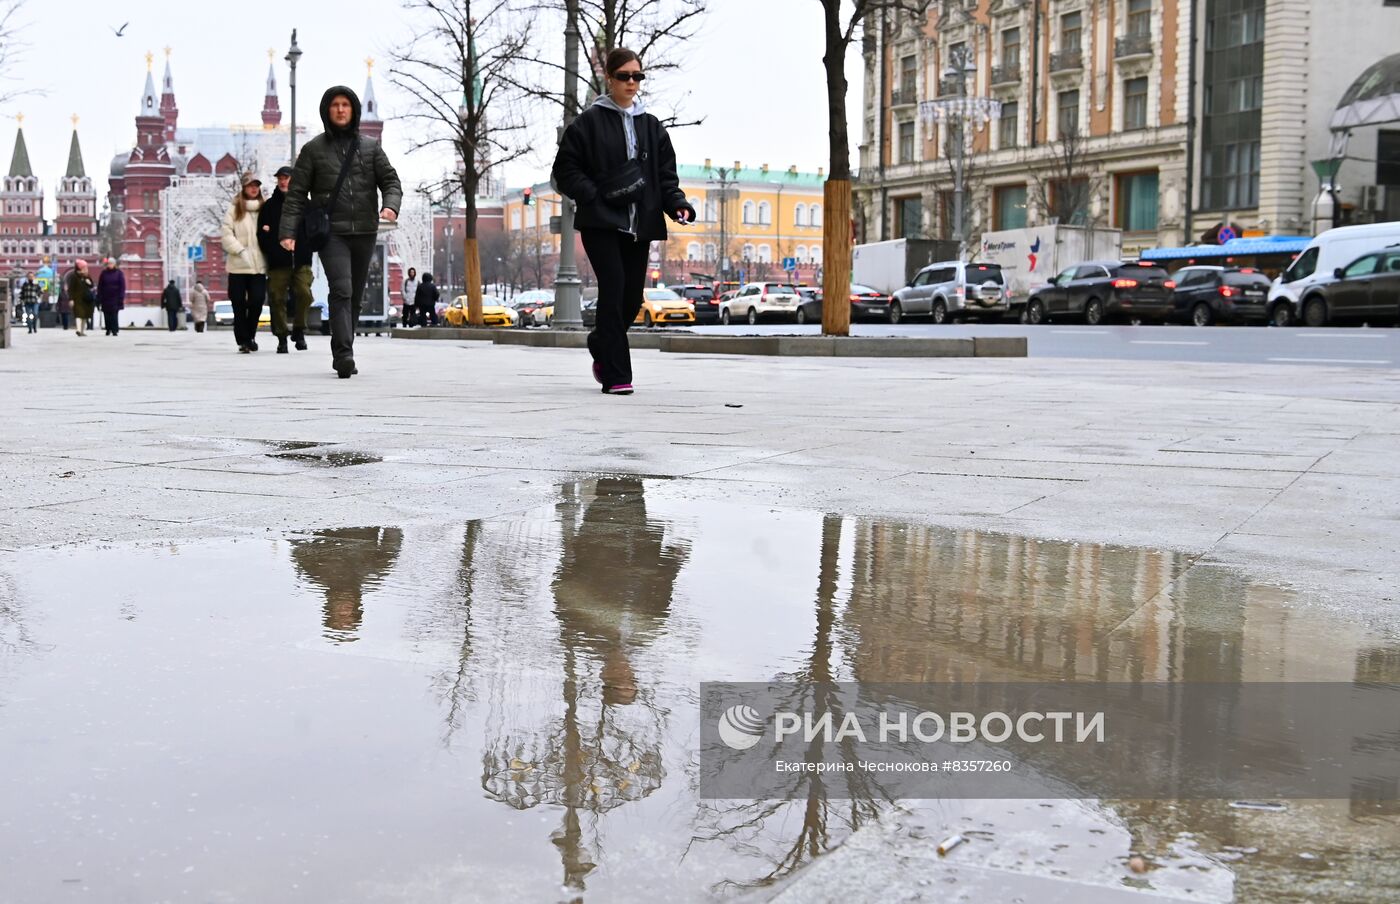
[300,139,358,251]
[597,158,646,204]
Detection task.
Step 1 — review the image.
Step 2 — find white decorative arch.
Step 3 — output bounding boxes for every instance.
[161,174,240,290]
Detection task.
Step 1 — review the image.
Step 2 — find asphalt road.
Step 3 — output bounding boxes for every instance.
[687,322,1400,368]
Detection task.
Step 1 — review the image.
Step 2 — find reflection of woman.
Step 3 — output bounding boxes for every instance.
[552,477,687,704]
[289,527,403,643]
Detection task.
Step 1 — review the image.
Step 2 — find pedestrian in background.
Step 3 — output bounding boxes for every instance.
[189,279,211,333]
[414,273,439,327]
[95,258,126,336]
[552,47,694,395]
[401,266,418,328]
[66,260,93,336]
[55,275,72,330]
[258,165,316,352]
[19,273,39,333]
[162,279,183,332]
[280,85,403,379]
[222,171,268,353]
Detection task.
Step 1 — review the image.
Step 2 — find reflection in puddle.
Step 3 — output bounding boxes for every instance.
[0,479,1396,902]
[269,449,383,467]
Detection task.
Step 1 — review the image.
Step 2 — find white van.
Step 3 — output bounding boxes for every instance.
[1268,222,1400,325]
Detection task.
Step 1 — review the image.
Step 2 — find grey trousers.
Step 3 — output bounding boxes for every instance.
[319,233,377,363]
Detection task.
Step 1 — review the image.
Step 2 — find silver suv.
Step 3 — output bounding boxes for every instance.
[891,261,1009,324]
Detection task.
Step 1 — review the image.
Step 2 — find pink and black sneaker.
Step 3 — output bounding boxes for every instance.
[602,384,634,395]
[591,361,603,386]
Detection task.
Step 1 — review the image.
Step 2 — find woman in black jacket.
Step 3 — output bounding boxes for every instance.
[552,48,695,395]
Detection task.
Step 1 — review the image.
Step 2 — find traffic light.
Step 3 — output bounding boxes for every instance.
[522,187,533,207]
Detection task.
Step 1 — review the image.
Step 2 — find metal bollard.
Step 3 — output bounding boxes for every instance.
[0,278,11,349]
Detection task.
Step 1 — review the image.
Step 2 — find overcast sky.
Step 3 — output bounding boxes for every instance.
[9,0,864,202]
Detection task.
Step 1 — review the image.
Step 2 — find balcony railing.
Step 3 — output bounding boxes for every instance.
[1115,33,1152,58]
[890,86,919,106]
[1050,48,1083,73]
[991,63,1021,85]
[938,76,966,97]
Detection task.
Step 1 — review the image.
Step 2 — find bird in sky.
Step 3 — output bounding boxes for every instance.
[110,22,129,37]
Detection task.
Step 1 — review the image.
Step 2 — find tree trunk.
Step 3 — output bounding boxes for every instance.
[821,1,852,337]
[821,180,852,337]
[463,184,484,327]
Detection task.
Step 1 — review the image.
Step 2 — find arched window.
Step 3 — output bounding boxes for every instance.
[144,234,158,258]
[795,245,808,263]
[743,200,757,224]
[704,200,717,222]
[810,204,823,227]
[703,243,717,261]
[687,197,701,216]
[756,244,772,263]
[794,203,807,227]
[758,201,771,226]
[811,246,823,264]
[686,241,701,261]
[741,243,755,261]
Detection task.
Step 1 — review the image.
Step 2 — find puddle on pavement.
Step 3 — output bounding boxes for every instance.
[1,478,1397,902]
[268,449,383,467]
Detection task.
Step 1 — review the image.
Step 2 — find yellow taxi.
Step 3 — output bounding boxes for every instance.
[443,294,518,327]
[634,287,695,326]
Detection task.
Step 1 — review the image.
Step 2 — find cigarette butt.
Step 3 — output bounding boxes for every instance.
[937,834,966,856]
[1228,801,1287,812]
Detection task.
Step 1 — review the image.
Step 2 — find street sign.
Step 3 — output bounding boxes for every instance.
[186,245,205,262]
[1216,225,1237,243]
[549,216,562,235]
[782,257,797,271]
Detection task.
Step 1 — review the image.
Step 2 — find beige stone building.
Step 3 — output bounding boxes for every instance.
[855,0,1400,257]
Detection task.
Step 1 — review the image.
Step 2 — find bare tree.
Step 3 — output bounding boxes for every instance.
[388,0,534,326]
[520,0,706,129]
[817,0,931,336]
[1029,127,1102,228]
[0,2,39,109]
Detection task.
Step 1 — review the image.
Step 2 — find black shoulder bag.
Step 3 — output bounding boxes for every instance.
[299,138,358,252]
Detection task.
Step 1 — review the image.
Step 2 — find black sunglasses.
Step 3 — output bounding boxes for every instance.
[611,71,645,82]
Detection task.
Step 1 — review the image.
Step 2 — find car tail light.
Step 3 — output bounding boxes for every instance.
[1218,286,1236,298]
[1112,278,1139,289]
[1163,280,1176,289]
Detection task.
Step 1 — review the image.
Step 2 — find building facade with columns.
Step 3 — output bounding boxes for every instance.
[107,51,382,303]
[855,0,1400,259]
[500,161,828,289]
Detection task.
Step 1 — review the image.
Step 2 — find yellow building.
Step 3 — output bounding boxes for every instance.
[501,161,827,287]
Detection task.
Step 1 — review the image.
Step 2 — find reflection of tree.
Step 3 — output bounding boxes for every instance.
[0,569,37,708]
[289,527,403,644]
[695,514,894,891]
[432,520,483,741]
[481,478,687,899]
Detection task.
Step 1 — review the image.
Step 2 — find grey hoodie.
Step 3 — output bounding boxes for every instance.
[592,95,645,237]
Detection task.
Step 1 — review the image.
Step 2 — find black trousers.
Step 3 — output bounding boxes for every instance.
[581,228,649,387]
[166,308,180,331]
[228,273,267,348]
[320,233,376,363]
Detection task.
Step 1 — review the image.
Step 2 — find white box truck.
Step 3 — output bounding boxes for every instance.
[852,238,959,295]
[977,226,1122,317]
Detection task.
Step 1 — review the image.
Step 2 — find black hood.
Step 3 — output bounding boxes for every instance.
[319,85,362,135]
[422,274,433,283]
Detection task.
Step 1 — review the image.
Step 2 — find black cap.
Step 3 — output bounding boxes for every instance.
[274,165,294,178]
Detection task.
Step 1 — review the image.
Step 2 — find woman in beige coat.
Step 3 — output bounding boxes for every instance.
[188,280,211,332]
[221,172,268,353]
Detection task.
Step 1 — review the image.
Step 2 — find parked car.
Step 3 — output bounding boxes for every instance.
[1268,221,1400,326]
[674,284,719,324]
[512,289,554,326]
[1296,246,1400,327]
[635,287,694,326]
[796,284,894,324]
[443,294,517,327]
[581,297,597,328]
[719,282,803,324]
[891,261,1009,323]
[1169,266,1273,326]
[1024,261,1174,325]
[212,300,234,326]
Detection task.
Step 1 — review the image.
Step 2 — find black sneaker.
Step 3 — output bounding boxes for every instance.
[247,340,259,352]
[334,358,355,379]
[292,330,307,351]
[277,336,289,354]
[238,345,251,354]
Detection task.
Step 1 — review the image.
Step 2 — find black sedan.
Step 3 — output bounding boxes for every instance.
[676,284,720,324]
[796,284,893,324]
[1169,266,1272,326]
[1024,261,1175,324]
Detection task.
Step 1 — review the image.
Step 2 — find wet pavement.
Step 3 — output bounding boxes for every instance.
[3,333,1399,901]
[2,478,1397,902]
